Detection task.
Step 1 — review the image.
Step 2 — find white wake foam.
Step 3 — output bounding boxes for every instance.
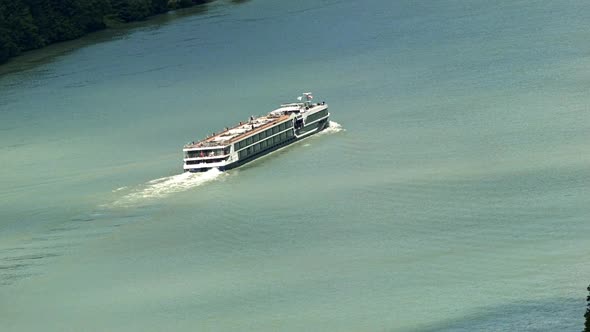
[112,186,128,192]
[318,121,345,136]
[108,122,342,208]
[111,168,224,207]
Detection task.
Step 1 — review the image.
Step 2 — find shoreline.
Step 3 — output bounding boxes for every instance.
[0,0,250,69]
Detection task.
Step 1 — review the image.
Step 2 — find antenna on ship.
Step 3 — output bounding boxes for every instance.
[298,92,313,107]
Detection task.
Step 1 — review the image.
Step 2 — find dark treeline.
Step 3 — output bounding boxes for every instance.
[0,0,210,64]
[586,284,590,332]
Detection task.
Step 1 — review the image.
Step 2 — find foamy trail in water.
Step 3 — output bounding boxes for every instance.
[317,121,345,136]
[111,168,224,207]
[109,123,342,207]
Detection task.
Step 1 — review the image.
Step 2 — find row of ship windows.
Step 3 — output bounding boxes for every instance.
[238,131,293,159]
[185,148,229,159]
[235,121,292,150]
[186,158,226,165]
[305,109,328,124]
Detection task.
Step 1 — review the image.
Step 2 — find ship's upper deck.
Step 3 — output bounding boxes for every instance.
[183,95,326,151]
[183,114,291,150]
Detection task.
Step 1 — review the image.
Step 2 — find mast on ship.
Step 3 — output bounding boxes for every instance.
[297,92,313,107]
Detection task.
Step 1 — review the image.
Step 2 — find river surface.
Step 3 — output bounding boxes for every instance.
[1,0,590,330]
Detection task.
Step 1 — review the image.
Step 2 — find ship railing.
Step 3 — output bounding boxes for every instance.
[185,153,229,159]
[184,141,226,148]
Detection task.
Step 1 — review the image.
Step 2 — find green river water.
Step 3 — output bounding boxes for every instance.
[1,0,589,330]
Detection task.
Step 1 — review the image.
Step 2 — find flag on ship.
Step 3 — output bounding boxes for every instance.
[303,92,313,101]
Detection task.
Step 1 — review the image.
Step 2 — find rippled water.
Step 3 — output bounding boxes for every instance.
[1,0,589,331]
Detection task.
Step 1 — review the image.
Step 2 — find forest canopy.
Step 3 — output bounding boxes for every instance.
[0,0,209,64]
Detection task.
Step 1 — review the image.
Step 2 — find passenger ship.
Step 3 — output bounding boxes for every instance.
[183,93,329,172]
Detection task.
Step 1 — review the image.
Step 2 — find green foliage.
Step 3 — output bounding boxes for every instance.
[178,0,195,8]
[151,0,169,14]
[585,284,590,332]
[111,0,149,22]
[0,1,42,61]
[168,0,194,9]
[0,28,18,63]
[0,0,115,63]
[25,0,110,43]
[0,0,214,64]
